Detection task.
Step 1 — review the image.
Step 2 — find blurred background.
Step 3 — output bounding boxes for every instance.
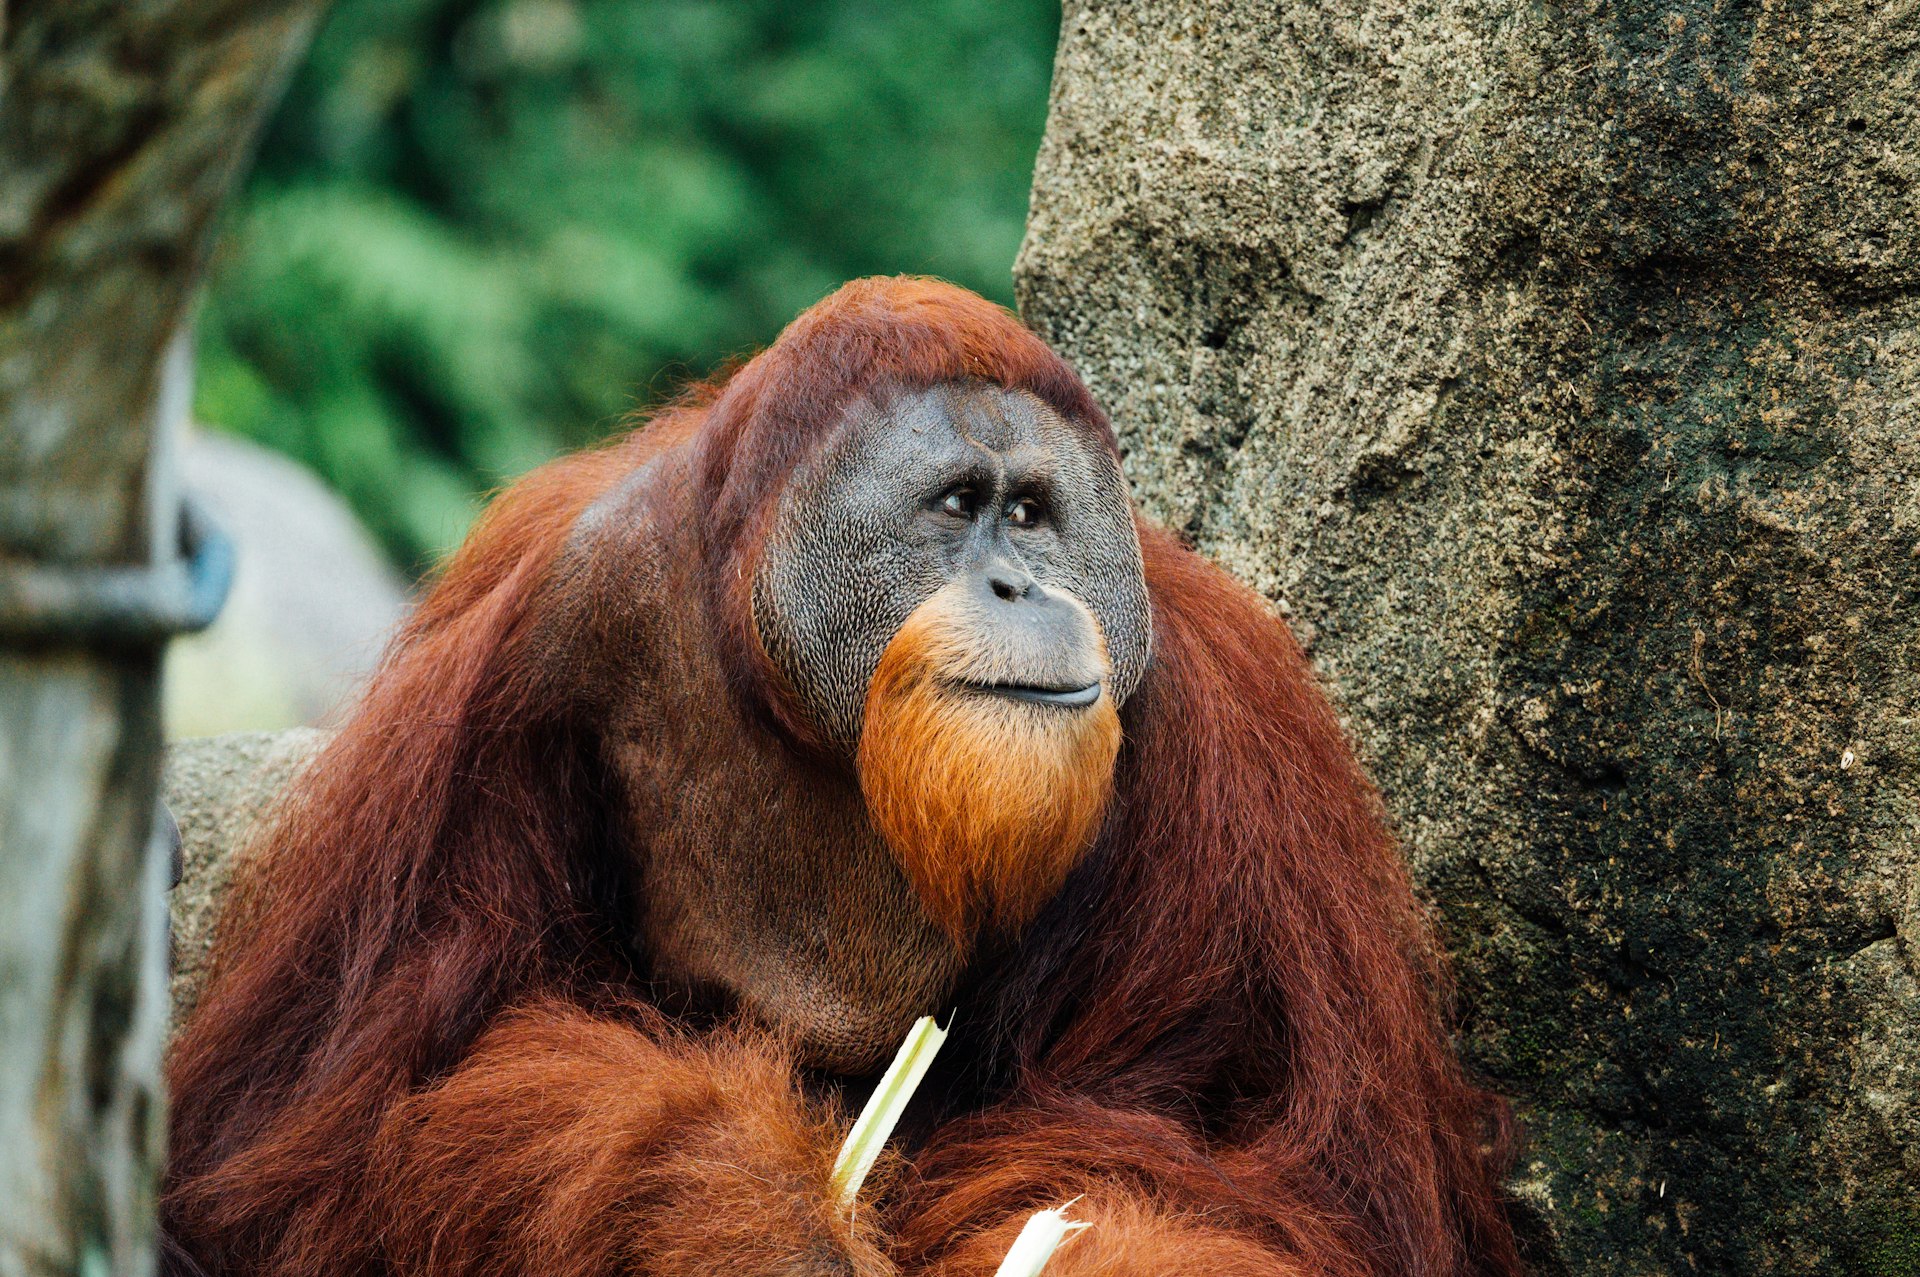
[169,0,1060,738]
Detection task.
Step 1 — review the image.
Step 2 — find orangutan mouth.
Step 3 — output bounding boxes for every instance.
[964,680,1103,708]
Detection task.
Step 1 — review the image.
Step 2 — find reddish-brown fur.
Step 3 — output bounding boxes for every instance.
[893,529,1519,1275]
[858,585,1122,945]
[920,1197,1309,1277]
[374,1005,892,1277]
[164,278,1521,1276]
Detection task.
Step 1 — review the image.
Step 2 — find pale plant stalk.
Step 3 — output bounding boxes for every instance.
[830,1015,949,1212]
[992,1202,1093,1277]
[830,1017,1090,1276]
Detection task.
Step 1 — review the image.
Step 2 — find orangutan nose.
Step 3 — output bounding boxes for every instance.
[986,561,1035,601]
[953,560,1106,702]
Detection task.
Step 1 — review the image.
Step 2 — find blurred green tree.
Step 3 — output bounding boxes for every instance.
[196,0,1059,572]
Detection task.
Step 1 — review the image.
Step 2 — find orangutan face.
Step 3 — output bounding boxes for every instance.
[754,382,1151,941]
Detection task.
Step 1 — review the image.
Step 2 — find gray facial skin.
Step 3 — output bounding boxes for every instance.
[753,382,1153,750]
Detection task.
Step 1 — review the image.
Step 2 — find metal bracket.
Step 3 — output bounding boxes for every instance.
[0,495,235,646]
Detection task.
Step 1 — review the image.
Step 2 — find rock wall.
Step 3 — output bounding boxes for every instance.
[1016,2,1918,1273]
[166,731,325,1026]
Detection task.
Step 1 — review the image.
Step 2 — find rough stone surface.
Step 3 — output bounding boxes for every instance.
[164,730,325,1027]
[1018,2,1919,1274]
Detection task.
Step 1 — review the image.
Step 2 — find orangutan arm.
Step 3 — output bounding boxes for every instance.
[917,1200,1303,1277]
[369,1002,892,1277]
[894,1101,1341,1277]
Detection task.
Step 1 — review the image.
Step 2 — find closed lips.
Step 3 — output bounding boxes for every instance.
[963,681,1102,708]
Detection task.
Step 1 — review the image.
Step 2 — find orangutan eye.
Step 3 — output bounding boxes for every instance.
[940,488,977,519]
[1006,498,1041,527]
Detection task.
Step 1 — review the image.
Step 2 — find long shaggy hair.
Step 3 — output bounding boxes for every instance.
[897,526,1520,1274]
[164,277,1521,1277]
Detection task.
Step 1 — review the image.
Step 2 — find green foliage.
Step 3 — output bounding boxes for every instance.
[197,0,1059,571]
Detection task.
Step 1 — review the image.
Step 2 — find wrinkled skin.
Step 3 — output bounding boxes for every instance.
[756,382,1151,748]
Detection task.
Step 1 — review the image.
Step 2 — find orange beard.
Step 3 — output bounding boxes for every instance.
[856,596,1122,948]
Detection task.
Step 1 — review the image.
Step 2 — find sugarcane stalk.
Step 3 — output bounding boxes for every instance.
[992,1202,1092,1277]
[830,1014,949,1212]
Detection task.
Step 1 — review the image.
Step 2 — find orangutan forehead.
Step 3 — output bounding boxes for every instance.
[829,382,1108,480]
[884,382,1080,450]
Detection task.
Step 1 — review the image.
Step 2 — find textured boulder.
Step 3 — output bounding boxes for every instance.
[1018,2,1918,1274]
[165,730,326,1026]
